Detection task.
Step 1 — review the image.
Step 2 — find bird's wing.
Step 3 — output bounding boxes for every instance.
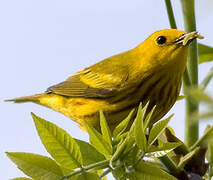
[46,59,129,98]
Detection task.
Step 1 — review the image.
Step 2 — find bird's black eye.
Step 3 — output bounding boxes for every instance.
[156,36,167,45]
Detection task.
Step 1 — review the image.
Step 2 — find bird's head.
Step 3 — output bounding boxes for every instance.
[135,29,203,73]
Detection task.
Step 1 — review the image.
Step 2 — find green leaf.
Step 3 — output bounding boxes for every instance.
[32,113,82,170]
[134,103,147,152]
[11,178,33,180]
[99,110,112,149]
[73,172,100,180]
[112,166,126,180]
[177,147,200,170]
[127,161,177,180]
[6,152,63,180]
[198,43,213,64]
[122,116,139,156]
[110,138,127,164]
[123,145,139,167]
[83,120,112,158]
[60,167,73,176]
[206,143,213,166]
[163,128,189,156]
[177,95,185,101]
[115,105,148,158]
[200,66,213,90]
[143,105,156,130]
[200,111,213,119]
[110,131,138,167]
[186,88,213,104]
[191,125,213,150]
[113,109,135,137]
[75,139,105,166]
[113,132,128,144]
[148,115,172,146]
[146,142,181,158]
[97,170,108,180]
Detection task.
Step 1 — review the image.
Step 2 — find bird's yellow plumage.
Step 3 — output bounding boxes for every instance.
[8,29,203,131]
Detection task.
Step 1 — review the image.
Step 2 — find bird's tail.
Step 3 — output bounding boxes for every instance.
[5,94,43,103]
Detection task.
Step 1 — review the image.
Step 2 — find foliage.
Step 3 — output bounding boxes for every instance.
[198,44,213,64]
[7,103,213,179]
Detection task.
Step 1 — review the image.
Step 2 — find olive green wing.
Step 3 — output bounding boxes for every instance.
[46,63,129,98]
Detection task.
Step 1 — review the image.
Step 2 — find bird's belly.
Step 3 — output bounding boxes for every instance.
[39,75,181,131]
[68,79,180,130]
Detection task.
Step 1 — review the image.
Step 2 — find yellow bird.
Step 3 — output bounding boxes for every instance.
[8,29,202,131]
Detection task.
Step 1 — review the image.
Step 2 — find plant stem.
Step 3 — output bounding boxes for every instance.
[200,67,213,90]
[61,160,109,179]
[164,0,177,29]
[100,168,111,178]
[164,0,192,89]
[180,0,199,146]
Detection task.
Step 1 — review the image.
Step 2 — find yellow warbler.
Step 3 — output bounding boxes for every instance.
[8,29,203,131]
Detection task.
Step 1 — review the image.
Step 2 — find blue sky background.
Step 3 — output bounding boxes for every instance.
[1,0,213,179]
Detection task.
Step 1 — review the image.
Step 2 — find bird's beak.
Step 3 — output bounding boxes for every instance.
[173,31,204,46]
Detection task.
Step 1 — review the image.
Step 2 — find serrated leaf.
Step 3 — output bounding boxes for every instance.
[6,152,63,180]
[113,109,135,137]
[75,139,105,166]
[11,178,33,180]
[73,172,100,180]
[32,113,82,170]
[148,115,172,146]
[198,43,213,64]
[177,147,200,170]
[127,161,177,180]
[83,120,112,158]
[99,110,112,149]
[146,142,181,158]
[134,103,147,152]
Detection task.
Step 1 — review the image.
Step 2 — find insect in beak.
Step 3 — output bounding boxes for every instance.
[173,31,204,46]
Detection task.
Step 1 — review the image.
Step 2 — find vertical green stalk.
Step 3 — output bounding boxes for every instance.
[164,0,177,29]
[164,0,192,89]
[180,0,199,146]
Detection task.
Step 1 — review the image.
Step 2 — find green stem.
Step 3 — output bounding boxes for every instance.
[158,155,179,175]
[208,164,213,180]
[183,69,192,87]
[164,0,192,88]
[164,0,177,29]
[100,168,111,178]
[180,0,199,146]
[200,67,213,90]
[61,160,109,179]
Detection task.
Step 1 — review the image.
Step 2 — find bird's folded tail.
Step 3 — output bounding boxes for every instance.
[5,94,43,103]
